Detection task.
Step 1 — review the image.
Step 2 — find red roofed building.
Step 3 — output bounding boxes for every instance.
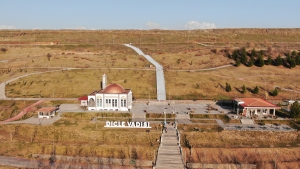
[84,74,132,111]
[233,98,280,117]
[78,96,88,106]
[36,107,57,118]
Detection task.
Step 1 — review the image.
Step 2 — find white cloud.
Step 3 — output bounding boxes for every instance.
[145,22,164,29]
[0,25,16,29]
[65,26,87,30]
[185,21,216,30]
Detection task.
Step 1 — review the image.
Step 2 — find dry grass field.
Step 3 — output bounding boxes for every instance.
[185,147,300,169]
[180,128,300,168]
[0,100,36,121]
[1,29,300,167]
[5,69,156,98]
[1,29,300,100]
[0,116,161,161]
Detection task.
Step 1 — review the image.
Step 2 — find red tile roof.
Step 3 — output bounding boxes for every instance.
[234,98,280,108]
[78,96,88,100]
[36,107,57,113]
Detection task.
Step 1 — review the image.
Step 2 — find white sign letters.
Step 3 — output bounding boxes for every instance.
[105,121,151,128]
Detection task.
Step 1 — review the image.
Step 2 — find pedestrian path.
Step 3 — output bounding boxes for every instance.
[176,113,192,124]
[132,112,146,122]
[155,124,184,169]
[0,100,44,124]
[124,44,166,101]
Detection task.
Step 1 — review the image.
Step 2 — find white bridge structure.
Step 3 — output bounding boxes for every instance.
[124,44,166,101]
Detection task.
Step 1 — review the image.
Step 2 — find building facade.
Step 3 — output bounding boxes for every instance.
[233,98,280,118]
[36,107,57,118]
[81,74,132,111]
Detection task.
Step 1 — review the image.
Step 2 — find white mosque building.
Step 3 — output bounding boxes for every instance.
[79,74,133,111]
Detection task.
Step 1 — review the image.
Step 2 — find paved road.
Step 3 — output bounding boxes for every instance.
[124,44,166,101]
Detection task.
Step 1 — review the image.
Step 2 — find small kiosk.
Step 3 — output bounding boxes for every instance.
[36,107,57,119]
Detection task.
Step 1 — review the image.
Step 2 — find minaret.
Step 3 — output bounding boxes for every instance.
[102,74,107,89]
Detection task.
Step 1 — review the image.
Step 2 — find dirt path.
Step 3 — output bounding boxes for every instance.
[0,100,44,124]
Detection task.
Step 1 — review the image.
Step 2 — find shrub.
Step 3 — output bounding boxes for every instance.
[271,88,278,96]
[253,86,259,94]
[266,56,272,65]
[235,59,241,67]
[225,83,232,92]
[275,55,283,66]
[247,59,253,67]
[256,54,264,67]
[0,47,7,52]
[241,85,246,94]
[290,102,300,119]
[46,53,52,61]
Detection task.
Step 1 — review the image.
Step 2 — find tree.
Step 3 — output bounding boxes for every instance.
[290,59,296,68]
[253,86,259,94]
[266,56,272,65]
[235,59,241,67]
[241,85,246,94]
[240,53,247,65]
[240,48,247,65]
[225,82,232,92]
[256,54,265,67]
[290,101,300,119]
[250,55,255,63]
[275,55,283,66]
[286,54,296,68]
[295,55,300,65]
[272,88,278,96]
[232,50,239,60]
[248,59,253,67]
[251,48,257,57]
[291,50,297,57]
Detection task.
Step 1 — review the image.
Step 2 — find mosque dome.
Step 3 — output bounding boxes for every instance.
[103,84,126,94]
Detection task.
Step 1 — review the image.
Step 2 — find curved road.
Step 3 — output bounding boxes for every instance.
[0,68,76,100]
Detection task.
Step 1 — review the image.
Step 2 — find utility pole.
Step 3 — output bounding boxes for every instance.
[164,100,166,124]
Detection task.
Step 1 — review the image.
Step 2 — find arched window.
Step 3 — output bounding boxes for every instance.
[89,98,95,107]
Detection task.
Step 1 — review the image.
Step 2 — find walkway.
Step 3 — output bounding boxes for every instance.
[0,100,44,124]
[124,44,166,101]
[132,112,146,122]
[176,113,192,124]
[155,123,184,169]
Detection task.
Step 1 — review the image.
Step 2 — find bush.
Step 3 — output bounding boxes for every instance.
[0,47,7,52]
[225,83,232,92]
[275,55,283,66]
[290,102,300,119]
[271,88,278,96]
[235,59,241,67]
[46,53,52,61]
[253,86,259,94]
[241,85,246,94]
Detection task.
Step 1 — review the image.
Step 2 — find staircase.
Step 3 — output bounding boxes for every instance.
[155,123,185,169]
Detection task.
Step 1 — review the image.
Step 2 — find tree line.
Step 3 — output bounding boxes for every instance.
[226,48,300,68]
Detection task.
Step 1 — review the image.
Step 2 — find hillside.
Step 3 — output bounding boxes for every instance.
[1,29,300,100]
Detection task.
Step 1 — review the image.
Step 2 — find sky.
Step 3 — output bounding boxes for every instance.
[0,0,300,30]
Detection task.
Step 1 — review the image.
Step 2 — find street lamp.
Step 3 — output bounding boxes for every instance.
[164,109,166,125]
